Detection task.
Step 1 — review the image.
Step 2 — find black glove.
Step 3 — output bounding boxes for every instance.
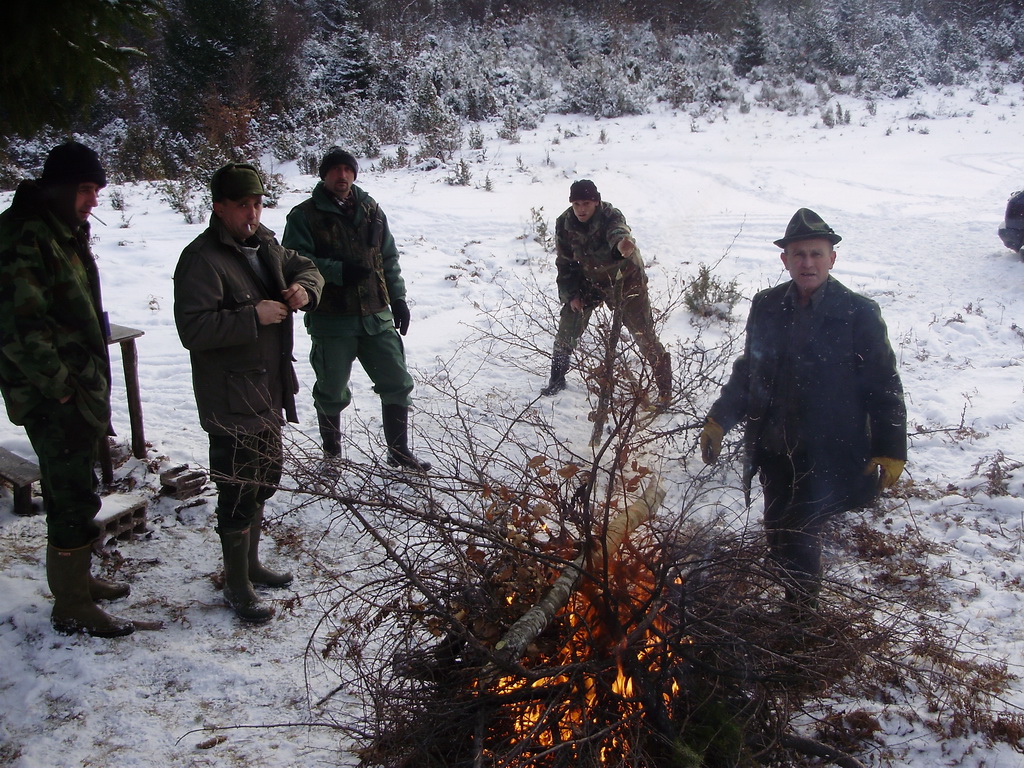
[391,299,411,336]
[341,261,372,285]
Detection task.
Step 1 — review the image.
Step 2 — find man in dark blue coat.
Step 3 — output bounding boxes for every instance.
[700,208,907,610]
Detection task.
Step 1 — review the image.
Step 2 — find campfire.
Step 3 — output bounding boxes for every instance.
[302,288,1023,768]
[348,466,875,768]
[484,539,687,767]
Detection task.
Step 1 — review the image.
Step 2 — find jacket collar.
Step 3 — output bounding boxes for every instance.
[210,214,275,252]
[771,276,852,317]
[312,181,365,216]
[7,180,84,242]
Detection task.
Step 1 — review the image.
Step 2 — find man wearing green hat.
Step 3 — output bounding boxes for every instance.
[174,162,323,624]
[699,208,906,614]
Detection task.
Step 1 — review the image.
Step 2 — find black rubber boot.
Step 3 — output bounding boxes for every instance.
[382,404,432,471]
[318,410,342,457]
[219,528,274,624]
[540,352,571,396]
[47,544,135,638]
[248,505,293,588]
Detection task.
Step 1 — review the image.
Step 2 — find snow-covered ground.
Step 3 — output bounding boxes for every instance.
[3,84,1024,766]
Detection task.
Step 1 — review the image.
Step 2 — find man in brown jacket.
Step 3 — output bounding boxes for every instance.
[174,163,323,624]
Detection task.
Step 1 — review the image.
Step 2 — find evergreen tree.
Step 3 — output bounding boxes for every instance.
[734,6,767,76]
[305,1,376,97]
[0,0,160,137]
[150,0,304,138]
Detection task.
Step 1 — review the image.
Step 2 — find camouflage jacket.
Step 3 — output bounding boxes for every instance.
[0,181,111,431]
[282,182,404,334]
[554,201,645,306]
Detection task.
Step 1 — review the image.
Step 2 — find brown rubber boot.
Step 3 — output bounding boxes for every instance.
[89,573,131,602]
[653,351,672,404]
[47,544,135,638]
[248,506,293,588]
[219,528,274,624]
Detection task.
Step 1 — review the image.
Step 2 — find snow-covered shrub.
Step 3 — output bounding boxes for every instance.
[445,158,472,187]
[159,178,206,225]
[496,106,521,143]
[684,264,741,321]
[655,34,739,111]
[559,54,648,118]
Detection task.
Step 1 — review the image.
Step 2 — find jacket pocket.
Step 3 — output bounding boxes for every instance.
[225,368,272,415]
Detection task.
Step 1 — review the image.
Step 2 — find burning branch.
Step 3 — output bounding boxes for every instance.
[490,476,665,671]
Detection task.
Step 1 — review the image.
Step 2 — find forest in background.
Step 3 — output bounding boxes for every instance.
[3,0,1024,191]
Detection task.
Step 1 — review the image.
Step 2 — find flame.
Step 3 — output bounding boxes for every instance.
[480,534,684,766]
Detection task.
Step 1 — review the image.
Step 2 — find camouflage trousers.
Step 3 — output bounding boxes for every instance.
[553,284,667,367]
[22,401,105,549]
[209,428,283,533]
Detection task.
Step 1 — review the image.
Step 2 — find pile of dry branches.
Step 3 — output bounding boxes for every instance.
[277,273,1022,767]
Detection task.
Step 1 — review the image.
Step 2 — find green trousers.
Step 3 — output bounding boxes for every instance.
[22,401,105,549]
[309,327,414,415]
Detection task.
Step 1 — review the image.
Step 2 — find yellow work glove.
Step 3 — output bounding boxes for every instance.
[865,456,906,490]
[699,417,724,465]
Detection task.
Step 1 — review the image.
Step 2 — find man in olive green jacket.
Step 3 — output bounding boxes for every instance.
[174,162,323,624]
[0,142,140,638]
[282,147,431,471]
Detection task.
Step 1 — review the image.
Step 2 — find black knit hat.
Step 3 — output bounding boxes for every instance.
[210,162,266,202]
[40,142,107,189]
[773,208,842,248]
[319,147,359,180]
[569,179,600,203]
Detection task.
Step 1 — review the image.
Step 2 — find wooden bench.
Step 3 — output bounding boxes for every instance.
[99,323,147,484]
[0,447,41,516]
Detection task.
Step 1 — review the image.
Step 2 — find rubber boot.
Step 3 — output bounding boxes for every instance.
[47,544,135,638]
[318,410,342,457]
[219,528,274,624]
[382,404,432,471]
[540,352,571,396]
[248,505,293,588]
[89,573,130,602]
[653,351,672,404]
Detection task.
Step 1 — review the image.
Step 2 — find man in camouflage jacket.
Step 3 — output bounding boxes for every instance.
[0,142,139,637]
[282,147,430,471]
[540,179,671,401]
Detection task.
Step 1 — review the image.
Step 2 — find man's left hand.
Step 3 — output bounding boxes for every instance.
[865,456,906,490]
[282,283,309,310]
[617,237,636,258]
[391,299,411,335]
